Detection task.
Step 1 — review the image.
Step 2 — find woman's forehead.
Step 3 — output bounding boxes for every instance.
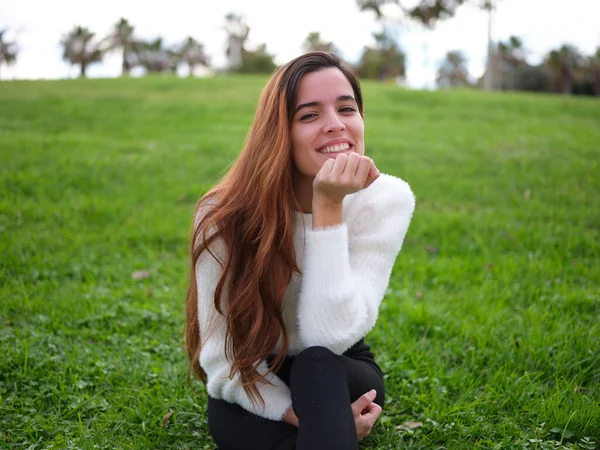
[295,68,354,104]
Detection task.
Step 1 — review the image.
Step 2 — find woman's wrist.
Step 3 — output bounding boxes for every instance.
[312,194,343,229]
[283,407,299,427]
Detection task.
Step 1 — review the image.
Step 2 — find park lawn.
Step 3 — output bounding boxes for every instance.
[0,75,599,449]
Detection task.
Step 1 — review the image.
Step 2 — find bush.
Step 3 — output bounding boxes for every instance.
[514,65,551,92]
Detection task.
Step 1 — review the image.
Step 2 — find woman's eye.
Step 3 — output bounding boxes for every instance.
[340,106,356,113]
[300,113,317,120]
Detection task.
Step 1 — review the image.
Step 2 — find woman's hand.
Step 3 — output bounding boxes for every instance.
[283,389,381,439]
[351,389,383,441]
[313,153,380,205]
[312,153,380,229]
[283,407,299,427]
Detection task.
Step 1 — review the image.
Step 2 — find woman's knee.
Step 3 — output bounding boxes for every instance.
[292,346,344,374]
[340,357,385,408]
[295,346,337,363]
[291,346,345,385]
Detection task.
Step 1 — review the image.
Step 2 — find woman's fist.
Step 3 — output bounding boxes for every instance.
[313,153,380,204]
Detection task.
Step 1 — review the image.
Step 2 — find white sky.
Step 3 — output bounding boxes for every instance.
[1,0,599,88]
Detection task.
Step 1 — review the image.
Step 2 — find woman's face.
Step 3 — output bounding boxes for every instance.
[290,68,364,181]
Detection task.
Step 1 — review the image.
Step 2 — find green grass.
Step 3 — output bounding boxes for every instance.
[1,75,599,449]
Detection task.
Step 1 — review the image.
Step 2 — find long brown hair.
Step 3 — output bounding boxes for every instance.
[185,51,364,404]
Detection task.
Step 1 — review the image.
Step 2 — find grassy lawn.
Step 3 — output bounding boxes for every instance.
[1,75,599,449]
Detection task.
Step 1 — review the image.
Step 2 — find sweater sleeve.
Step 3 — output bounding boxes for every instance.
[297,174,415,354]
[195,237,292,421]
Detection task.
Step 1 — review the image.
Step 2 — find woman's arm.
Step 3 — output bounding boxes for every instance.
[311,152,378,229]
[298,172,415,354]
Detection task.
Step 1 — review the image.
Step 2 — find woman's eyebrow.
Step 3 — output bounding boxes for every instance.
[294,95,356,115]
[337,95,356,103]
[294,101,321,115]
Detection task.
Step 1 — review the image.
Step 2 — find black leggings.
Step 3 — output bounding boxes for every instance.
[207,339,385,450]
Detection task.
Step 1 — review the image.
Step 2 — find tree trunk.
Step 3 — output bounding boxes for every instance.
[562,66,573,94]
[563,77,572,94]
[483,8,493,91]
[122,47,129,76]
[80,62,87,78]
[229,39,242,70]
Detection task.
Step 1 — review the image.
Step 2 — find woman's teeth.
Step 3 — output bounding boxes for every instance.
[318,143,350,154]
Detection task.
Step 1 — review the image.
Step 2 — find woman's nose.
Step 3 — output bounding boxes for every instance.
[324,114,346,133]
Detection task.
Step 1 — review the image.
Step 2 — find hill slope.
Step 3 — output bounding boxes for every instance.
[1,76,599,449]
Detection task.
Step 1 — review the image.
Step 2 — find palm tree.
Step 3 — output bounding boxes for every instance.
[224,13,249,70]
[356,0,501,90]
[374,30,406,80]
[479,0,501,91]
[357,0,466,25]
[507,36,525,63]
[0,29,18,79]
[495,35,526,89]
[178,37,209,76]
[302,32,338,54]
[545,45,583,94]
[237,43,276,74]
[357,29,406,82]
[60,26,104,78]
[437,50,469,88]
[136,38,178,74]
[106,18,136,76]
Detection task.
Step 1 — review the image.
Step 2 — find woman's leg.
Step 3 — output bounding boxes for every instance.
[340,340,386,408]
[290,346,359,450]
[207,347,358,450]
[206,341,384,450]
[207,396,298,450]
[289,342,385,449]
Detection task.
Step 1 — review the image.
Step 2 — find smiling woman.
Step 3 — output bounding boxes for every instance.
[185,51,416,450]
[290,68,371,220]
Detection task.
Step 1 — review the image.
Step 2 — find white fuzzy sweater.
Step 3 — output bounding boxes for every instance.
[195,173,415,421]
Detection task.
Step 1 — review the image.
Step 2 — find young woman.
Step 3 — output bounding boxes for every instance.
[185,51,415,449]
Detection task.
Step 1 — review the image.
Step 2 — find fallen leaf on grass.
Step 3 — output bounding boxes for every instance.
[424,244,439,255]
[131,270,150,280]
[524,188,531,199]
[503,232,516,242]
[396,421,422,431]
[483,262,495,271]
[162,410,173,428]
